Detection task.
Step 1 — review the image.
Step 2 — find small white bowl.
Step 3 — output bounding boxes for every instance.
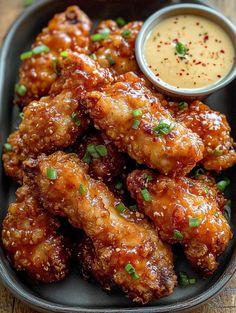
[135,3,236,100]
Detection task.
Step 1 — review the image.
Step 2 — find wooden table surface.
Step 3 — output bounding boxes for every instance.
[0,0,236,312]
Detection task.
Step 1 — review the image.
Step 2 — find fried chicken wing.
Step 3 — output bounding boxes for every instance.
[90,20,142,75]
[84,72,204,176]
[24,151,177,304]
[164,100,236,171]
[2,185,71,282]
[16,6,92,107]
[75,130,128,183]
[127,170,232,276]
[3,53,113,182]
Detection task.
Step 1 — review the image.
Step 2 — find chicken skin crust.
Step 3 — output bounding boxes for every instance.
[164,100,236,171]
[2,185,71,283]
[127,170,232,276]
[3,53,113,183]
[16,6,92,107]
[84,72,204,176]
[90,20,142,75]
[25,151,177,304]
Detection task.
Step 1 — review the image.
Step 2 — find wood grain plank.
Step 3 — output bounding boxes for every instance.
[0,0,235,313]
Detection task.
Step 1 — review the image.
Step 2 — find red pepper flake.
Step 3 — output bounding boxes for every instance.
[196,22,200,26]
[220,49,225,54]
[179,73,183,76]
[156,73,160,76]
[157,45,161,48]
[173,38,178,44]
[194,82,197,85]
[204,46,208,48]
[203,35,209,42]
[187,73,190,76]
[202,63,206,67]
[217,75,222,78]
[196,61,202,65]
[181,69,185,72]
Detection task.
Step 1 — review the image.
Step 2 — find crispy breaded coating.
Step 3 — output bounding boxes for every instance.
[16,6,92,107]
[127,169,232,276]
[2,185,71,282]
[84,72,204,176]
[25,151,177,304]
[90,20,142,75]
[164,100,236,171]
[75,130,128,183]
[3,53,113,182]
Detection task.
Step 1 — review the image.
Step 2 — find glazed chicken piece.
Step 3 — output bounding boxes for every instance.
[84,72,204,176]
[164,100,236,171]
[24,151,177,304]
[75,130,128,183]
[2,185,71,282]
[90,20,142,75]
[127,169,232,276]
[16,6,92,107]
[3,52,113,183]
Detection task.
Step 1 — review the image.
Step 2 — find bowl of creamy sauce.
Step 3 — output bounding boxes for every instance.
[136,4,236,99]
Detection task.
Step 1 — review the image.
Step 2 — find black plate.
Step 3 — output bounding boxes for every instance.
[0,0,236,312]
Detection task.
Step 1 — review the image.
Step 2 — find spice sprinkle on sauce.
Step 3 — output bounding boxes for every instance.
[144,14,235,89]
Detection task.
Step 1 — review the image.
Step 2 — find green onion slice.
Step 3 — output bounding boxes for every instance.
[19,112,24,119]
[106,55,115,66]
[132,109,142,117]
[178,101,188,110]
[129,204,138,211]
[20,51,33,61]
[115,202,126,212]
[60,51,69,59]
[179,272,196,287]
[189,217,201,228]
[153,120,175,136]
[15,84,27,96]
[4,143,12,152]
[141,188,152,202]
[132,119,141,130]
[174,230,184,240]
[122,30,131,38]
[46,167,57,180]
[79,184,87,195]
[90,53,97,61]
[115,181,123,190]
[52,58,61,76]
[32,45,49,55]
[217,178,230,192]
[71,112,81,127]
[96,145,108,157]
[116,17,126,27]
[91,28,110,41]
[124,263,139,280]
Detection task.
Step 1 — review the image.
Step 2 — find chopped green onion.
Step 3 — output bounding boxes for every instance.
[145,175,153,182]
[15,84,27,96]
[132,119,141,129]
[82,152,91,164]
[115,181,123,190]
[90,53,97,61]
[24,0,34,7]
[60,50,69,59]
[71,112,81,127]
[87,144,100,158]
[20,50,33,60]
[91,28,110,41]
[153,120,175,136]
[52,58,61,76]
[122,30,131,38]
[132,109,142,117]
[211,148,223,156]
[32,45,49,55]
[19,112,24,119]
[174,230,184,240]
[178,101,188,110]
[194,167,205,178]
[116,17,126,27]
[46,167,57,180]
[79,184,87,195]
[175,41,187,57]
[189,217,201,228]
[179,272,196,287]
[115,202,126,212]
[3,143,12,152]
[217,178,230,192]
[124,263,139,280]
[129,204,138,211]
[106,55,115,66]
[214,211,220,218]
[202,185,209,194]
[96,145,108,157]
[141,188,152,202]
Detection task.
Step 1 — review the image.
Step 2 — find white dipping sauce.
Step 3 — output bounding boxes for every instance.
[144,14,235,89]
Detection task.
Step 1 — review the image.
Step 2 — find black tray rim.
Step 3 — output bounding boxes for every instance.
[0,0,236,312]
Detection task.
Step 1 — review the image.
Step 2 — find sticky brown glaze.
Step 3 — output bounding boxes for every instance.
[164,100,236,171]
[90,20,142,75]
[84,72,204,176]
[127,169,232,276]
[75,130,128,183]
[25,151,177,304]
[2,185,71,282]
[16,6,92,108]
[3,52,113,183]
